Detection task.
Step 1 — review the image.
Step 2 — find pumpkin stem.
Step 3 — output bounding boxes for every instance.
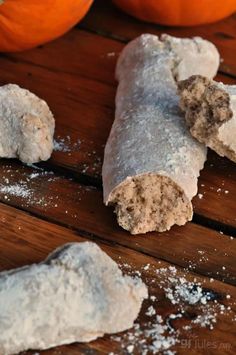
[0,0,4,4]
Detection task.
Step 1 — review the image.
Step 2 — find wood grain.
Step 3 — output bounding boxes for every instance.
[0,203,235,354]
[0,161,235,285]
[193,151,236,228]
[81,0,236,78]
[0,30,235,230]
[0,3,235,353]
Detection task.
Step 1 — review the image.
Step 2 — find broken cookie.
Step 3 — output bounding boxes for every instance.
[178,75,236,163]
[0,242,147,355]
[0,84,54,164]
[102,34,220,234]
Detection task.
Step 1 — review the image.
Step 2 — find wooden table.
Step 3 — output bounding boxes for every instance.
[0,1,235,354]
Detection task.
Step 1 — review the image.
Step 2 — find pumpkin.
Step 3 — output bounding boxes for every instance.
[0,0,93,52]
[113,0,236,26]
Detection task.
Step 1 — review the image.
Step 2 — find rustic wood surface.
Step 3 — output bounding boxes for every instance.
[0,1,235,354]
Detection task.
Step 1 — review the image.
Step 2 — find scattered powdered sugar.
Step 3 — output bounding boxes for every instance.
[192,313,217,328]
[197,250,204,255]
[54,136,102,176]
[81,149,102,176]
[107,52,116,57]
[198,180,231,202]
[0,164,91,220]
[150,295,157,302]
[143,263,150,271]
[126,344,134,353]
[53,135,81,153]
[112,314,178,354]
[164,280,211,306]
[111,262,234,354]
[146,305,156,316]
[0,165,59,208]
[0,184,32,199]
[156,266,232,330]
[28,172,40,179]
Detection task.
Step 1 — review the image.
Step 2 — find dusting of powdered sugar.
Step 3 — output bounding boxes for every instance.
[157,266,233,330]
[0,163,96,220]
[53,136,102,176]
[0,182,32,198]
[0,165,59,208]
[111,262,235,354]
[53,135,81,153]
[112,314,179,354]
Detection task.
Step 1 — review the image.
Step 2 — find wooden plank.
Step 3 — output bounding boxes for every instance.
[193,151,236,228]
[81,0,236,78]
[0,202,235,354]
[0,42,117,177]
[0,30,235,229]
[0,161,235,285]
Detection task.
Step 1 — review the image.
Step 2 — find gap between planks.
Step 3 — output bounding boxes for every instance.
[77,24,236,81]
[2,25,234,286]
[79,0,236,79]
[0,161,235,286]
[28,159,236,238]
[0,28,234,231]
[2,197,235,289]
[0,203,235,354]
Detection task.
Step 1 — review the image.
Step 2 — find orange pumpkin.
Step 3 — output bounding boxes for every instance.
[0,0,93,52]
[113,0,236,26]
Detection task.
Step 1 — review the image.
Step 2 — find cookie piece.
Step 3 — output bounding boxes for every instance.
[0,242,147,354]
[102,34,220,234]
[178,75,236,163]
[0,84,54,163]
